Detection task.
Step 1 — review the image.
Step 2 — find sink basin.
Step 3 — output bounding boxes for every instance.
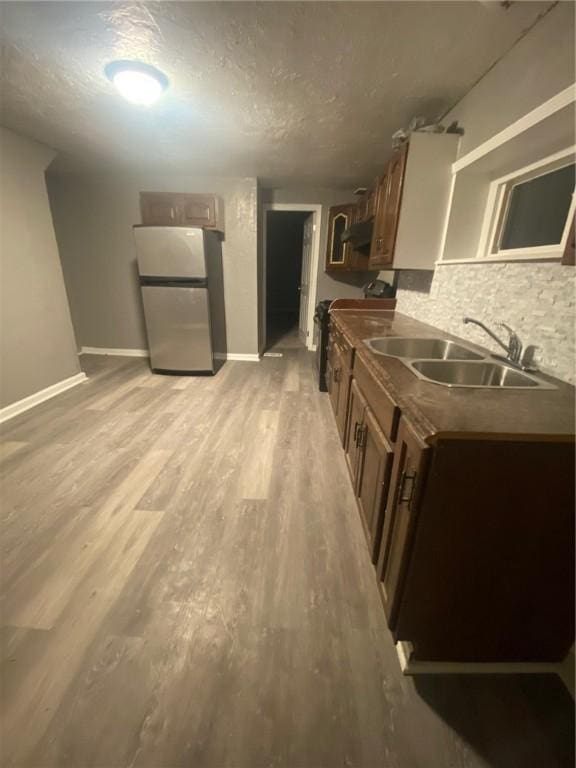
[364,337,484,361]
[409,360,556,390]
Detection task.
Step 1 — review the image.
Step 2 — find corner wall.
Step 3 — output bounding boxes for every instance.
[47,173,259,356]
[0,128,79,408]
[394,2,575,383]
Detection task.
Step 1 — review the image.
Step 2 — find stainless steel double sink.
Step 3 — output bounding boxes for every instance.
[363,337,555,390]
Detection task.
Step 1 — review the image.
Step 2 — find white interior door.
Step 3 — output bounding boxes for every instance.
[298,214,313,344]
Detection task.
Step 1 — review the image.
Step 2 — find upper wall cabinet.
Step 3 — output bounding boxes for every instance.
[140,192,223,231]
[325,203,370,272]
[324,133,459,273]
[369,144,409,268]
[370,133,460,270]
[356,181,378,223]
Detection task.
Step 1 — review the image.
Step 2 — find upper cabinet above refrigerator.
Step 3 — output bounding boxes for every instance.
[140,191,224,232]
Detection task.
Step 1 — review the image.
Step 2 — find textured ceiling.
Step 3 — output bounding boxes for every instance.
[0,1,556,187]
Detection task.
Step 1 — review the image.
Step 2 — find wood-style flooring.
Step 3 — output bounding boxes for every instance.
[0,328,573,768]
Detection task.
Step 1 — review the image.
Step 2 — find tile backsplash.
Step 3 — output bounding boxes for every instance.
[393,262,575,384]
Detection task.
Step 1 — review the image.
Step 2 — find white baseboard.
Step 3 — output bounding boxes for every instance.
[80,347,149,358]
[81,347,260,363]
[226,353,260,362]
[0,372,88,424]
[396,641,572,690]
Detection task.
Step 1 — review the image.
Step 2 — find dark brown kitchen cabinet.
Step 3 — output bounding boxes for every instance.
[325,204,371,272]
[326,341,343,420]
[326,309,575,664]
[345,377,395,562]
[325,204,352,270]
[369,143,408,268]
[355,181,378,223]
[376,417,429,626]
[356,406,394,562]
[140,192,179,225]
[328,347,352,445]
[180,195,217,227]
[327,325,355,444]
[140,192,220,229]
[344,379,367,484]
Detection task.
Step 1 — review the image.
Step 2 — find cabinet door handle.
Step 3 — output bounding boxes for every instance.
[333,367,341,383]
[170,207,175,220]
[398,470,417,505]
[357,424,367,449]
[353,421,360,443]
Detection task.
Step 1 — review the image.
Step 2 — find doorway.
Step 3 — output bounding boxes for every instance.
[262,204,321,352]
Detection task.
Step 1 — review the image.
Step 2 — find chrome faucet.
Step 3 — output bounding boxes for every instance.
[463,317,533,370]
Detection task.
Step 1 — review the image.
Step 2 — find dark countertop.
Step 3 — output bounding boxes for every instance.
[330,309,575,444]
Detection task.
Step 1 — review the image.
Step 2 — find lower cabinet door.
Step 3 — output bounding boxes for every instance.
[326,346,341,417]
[344,379,367,485]
[377,417,429,628]
[356,405,394,562]
[335,369,352,445]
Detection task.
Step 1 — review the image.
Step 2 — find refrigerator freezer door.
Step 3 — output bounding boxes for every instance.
[141,285,213,372]
[134,227,206,279]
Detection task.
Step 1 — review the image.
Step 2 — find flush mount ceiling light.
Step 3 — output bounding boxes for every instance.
[104,60,168,106]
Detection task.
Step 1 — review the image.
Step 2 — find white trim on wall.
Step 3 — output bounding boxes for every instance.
[435,254,566,266]
[452,84,576,174]
[397,642,574,693]
[475,145,576,262]
[225,353,260,362]
[80,346,150,357]
[0,372,88,424]
[80,347,260,362]
[261,203,322,352]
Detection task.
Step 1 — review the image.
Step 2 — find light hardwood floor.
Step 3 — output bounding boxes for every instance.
[0,332,573,768]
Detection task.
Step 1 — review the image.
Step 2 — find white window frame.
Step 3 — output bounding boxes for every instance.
[476,146,576,263]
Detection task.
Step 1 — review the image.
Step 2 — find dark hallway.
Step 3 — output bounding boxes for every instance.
[265,211,310,350]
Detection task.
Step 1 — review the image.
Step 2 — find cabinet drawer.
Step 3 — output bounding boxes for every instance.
[354,352,400,443]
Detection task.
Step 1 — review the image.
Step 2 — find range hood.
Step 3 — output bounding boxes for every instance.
[341,220,373,248]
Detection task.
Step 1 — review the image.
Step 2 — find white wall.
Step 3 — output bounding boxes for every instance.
[395,2,575,383]
[444,2,575,157]
[0,128,79,408]
[47,174,259,355]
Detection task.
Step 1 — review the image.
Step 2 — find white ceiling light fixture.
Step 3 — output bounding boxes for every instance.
[104,60,169,106]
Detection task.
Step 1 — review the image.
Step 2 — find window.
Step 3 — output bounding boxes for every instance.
[479,149,576,262]
[499,164,575,250]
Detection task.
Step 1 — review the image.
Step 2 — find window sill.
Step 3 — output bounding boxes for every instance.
[436,254,563,266]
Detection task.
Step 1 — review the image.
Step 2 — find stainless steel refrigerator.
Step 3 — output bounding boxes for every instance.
[133,226,227,374]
